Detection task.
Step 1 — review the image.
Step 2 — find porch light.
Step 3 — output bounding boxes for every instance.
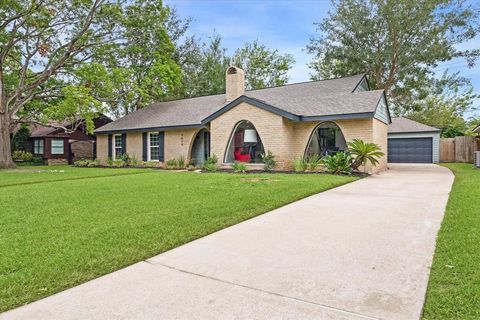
[243,129,258,143]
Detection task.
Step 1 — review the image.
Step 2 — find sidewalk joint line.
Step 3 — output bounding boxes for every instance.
[148,261,383,320]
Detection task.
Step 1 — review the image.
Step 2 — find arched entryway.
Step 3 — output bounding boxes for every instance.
[190,129,210,166]
[305,122,347,157]
[224,120,264,163]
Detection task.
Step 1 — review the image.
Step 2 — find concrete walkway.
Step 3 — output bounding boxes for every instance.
[1,164,454,320]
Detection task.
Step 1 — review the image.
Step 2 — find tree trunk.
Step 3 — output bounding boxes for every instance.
[0,112,15,169]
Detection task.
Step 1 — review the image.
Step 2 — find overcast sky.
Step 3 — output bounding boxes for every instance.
[165,0,480,118]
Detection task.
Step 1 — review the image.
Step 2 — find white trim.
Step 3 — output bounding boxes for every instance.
[147,132,160,161]
[51,139,65,155]
[113,134,122,160]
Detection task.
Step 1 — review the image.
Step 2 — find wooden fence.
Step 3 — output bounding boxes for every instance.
[440,136,480,163]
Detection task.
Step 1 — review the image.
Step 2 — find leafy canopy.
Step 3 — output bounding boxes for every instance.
[307,0,480,112]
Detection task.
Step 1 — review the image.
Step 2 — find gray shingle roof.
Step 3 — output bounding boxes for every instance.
[388,117,441,133]
[96,74,384,133]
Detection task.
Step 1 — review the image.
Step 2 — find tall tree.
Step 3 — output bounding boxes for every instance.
[307,0,480,112]
[0,0,122,168]
[178,34,230,98]
[232,40,295,90]
[80,0,182,118]
[407,72,478,137]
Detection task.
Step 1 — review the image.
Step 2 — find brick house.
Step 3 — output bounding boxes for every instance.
[95,67,391,173]
[30,115,111,165]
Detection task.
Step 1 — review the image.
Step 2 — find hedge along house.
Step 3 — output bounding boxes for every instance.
[95,67,391,173]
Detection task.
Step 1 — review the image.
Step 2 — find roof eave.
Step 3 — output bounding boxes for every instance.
[94,123,205,135]
[388,130,441,134]
[299,112,374,122]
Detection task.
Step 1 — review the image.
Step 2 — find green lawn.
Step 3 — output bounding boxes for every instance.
[0,165,148,187]
[423,163,480,319]
[0,166,357,312]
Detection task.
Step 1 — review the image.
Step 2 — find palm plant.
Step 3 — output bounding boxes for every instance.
[347,139,384,171]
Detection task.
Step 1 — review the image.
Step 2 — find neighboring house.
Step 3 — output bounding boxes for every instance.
[387,117,441,163]
[95,67,391,173]
[30,115,112,165]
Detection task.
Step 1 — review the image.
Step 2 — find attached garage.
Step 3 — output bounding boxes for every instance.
[388,117,441,163]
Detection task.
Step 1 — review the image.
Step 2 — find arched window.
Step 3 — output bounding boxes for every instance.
[305,122,347,157]
[225,121,264,163]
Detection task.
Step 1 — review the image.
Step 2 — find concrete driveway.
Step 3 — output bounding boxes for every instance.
[1,164,454,320]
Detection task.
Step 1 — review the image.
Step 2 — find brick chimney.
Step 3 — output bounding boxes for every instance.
[225,66,245,102]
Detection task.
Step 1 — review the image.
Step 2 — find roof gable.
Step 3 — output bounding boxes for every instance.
[388,117,441,133]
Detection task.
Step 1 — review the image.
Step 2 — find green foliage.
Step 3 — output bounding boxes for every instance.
[232,40,295,90]
[177,155,186,169]
[130,155,139,167]
[11,125,30,151]
[231,161,248,173]
[177,35,296,97]
[305,154,323,171]
[347,139,384,171]
[106,157,114,167]
[321,152,353,175]
[0,165,356,311]
[73,159,99,167]
[166,159,178,169]
[202,154,219,172]
[12,150,33,162]
[307,0,480,112]
[176,34,230,98]
[260,150,276,171]
[142,161,158,168]
[293,154,323,172]
[423,164,480,319]
[85,0,183,117]
[120,153,132,166]
[293,157,308,173]
[112,159,126,168]
[406,72,478,137]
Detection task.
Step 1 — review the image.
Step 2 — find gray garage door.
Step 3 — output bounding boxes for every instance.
[388,138,433,163]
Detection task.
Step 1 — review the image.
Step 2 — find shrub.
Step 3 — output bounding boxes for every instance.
[202,154,218,172]
[120,153,131,166]
[260,150,276,171]
[106,157,114,166]
[347,139,384,172]
[11,125,30,151]
[87,160,99,167]
[31,156,44,164]
[130,155,139,167]
[166,159,178,169]
[12,150,33,162]
[112,159,125,168]
[321,152,352,174]
[142,161,158,168]
[177,155,186,169]
[305,154,322,171]
[73,160,89,167]
[293,157,308,172]
[232,161,248,173]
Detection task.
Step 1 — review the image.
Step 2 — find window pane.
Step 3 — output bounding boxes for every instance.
[34,139,44,154]
[114,135,122,147]
[150,133,159,146]
[150,146,159,160]
[149,133,160,160]
[51,139,64,155]
[114,135,123,159]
